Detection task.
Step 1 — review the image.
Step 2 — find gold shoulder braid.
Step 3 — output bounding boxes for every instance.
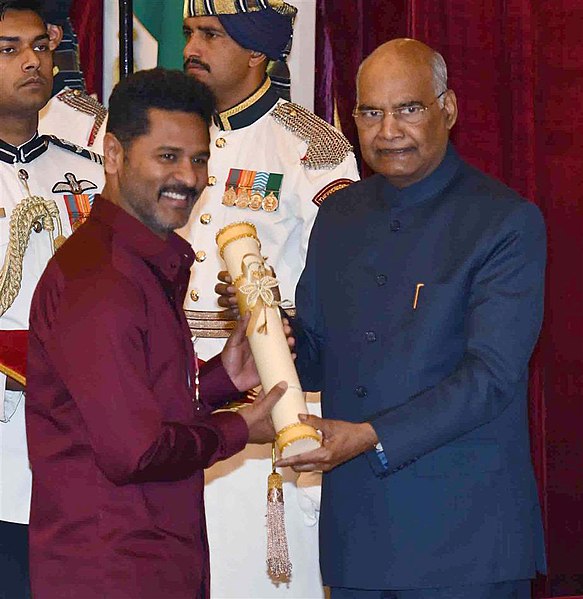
[271,102,353,170]
[56,89,107,147]
[0,196,64,317]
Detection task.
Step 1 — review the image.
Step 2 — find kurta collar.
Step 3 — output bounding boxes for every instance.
[213,77,279,132]
[0,132,49,164]
[90,195,195,282]
[383,143,462,208]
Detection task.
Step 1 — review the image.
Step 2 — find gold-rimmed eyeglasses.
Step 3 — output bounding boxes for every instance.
[352,91,447,127]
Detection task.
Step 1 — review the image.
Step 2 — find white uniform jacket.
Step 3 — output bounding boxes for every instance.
[38,88,107,154]
[0,133,104,524]
[178,78,359,598]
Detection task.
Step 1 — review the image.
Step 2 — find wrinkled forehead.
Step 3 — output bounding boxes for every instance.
[356,57,435,107]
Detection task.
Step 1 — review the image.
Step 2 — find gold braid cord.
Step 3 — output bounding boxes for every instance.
[271,102,353,170]
[0,196,61,317]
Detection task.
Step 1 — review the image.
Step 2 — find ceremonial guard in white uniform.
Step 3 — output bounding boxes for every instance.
[37,0,107,153]
[0,4,104,596]
[0,134,105,535]
[180,1,359,596]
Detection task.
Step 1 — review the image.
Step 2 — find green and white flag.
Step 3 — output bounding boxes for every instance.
[102,0,184,102]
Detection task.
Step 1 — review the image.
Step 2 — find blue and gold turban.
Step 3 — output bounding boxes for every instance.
[183,0,297,99]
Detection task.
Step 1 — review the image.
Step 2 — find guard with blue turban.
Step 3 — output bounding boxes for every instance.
[183,0,296,99]
[179,1,359,598]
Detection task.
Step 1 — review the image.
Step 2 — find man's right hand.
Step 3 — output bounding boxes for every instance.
[215,271,239,318]
[239,381,287,444]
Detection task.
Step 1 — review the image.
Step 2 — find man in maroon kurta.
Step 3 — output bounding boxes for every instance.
[25,69,285,598]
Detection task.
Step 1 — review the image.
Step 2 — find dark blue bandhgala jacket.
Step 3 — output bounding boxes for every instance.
[294,144,547,590]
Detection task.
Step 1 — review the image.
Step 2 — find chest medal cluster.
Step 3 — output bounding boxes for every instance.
[222,168,284,212]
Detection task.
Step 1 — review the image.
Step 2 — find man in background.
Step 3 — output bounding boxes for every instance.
[180,1,359,596]
[0,2,104,596]
[37,0,107,151]
[277,39,547,599]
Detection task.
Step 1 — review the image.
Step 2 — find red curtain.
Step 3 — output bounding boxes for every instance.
[316,1,583,597]
[70,0,104,100]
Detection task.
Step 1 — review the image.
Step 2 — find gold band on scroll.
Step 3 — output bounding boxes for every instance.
[216,221,259,259]
[275,422,321,454]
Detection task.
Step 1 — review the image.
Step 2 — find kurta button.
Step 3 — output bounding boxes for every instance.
[195,251,207,263]
[208,176,217,186]
[215,138,226,148]
[200,213,212,224]
[390,220,401,232]
[376,274,387,286]
[355,385,368,398]
[190,289,200,302]
[365,331,377,342]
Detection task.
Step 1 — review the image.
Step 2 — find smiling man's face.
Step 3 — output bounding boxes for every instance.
[110,108,211,239]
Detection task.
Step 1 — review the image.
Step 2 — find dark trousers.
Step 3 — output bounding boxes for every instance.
[330,579,531,599]
[0,521,31,599]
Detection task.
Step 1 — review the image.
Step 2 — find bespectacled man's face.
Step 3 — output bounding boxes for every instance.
[355,57,457,188]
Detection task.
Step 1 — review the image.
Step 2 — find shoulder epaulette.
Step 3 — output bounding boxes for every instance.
[46,135,104,166]
[56,88,107,147]
[271,102,353,170]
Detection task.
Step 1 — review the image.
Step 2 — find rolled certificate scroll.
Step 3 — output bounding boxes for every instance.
[216,222,321,458]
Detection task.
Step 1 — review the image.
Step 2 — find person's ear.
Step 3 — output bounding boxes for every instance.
[249,50,267,68]
[442,89,458,130]
[103,133,125,176]
[47,23,63,51]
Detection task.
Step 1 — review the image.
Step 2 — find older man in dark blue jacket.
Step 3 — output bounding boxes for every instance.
[277,38,547,599]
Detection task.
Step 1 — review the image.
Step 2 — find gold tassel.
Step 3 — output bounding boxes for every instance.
[266,442,292,581]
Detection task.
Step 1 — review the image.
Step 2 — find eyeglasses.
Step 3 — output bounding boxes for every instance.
[352,91,447,127]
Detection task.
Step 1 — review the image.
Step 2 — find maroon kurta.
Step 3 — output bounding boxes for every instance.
[26,196,249,599]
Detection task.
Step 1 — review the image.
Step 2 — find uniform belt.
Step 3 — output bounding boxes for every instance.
[185,308,296,338]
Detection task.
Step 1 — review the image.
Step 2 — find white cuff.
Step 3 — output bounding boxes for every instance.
[296,471,322,527]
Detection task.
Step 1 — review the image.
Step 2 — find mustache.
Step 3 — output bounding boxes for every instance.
[184,57,211,73]
[20,74,47,85]
[159,184,202,201]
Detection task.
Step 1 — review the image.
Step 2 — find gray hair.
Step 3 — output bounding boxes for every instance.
[431,51,448,106]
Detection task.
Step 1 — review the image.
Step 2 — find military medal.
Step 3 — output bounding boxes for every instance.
[262,191,279,212]
[236,188,251,208]
[236,170,256,208]
[223,168,242,207]
[249,192,264,210]
[222,186,237,206]
[262,173,284,212]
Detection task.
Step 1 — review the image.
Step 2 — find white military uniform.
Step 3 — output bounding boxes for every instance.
[178,78,359,598]
[38,88,107,154]
[0,133,104,525]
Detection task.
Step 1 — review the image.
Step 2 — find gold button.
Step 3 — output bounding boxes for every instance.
[190,289,200,302]
[208,176,217,186]
[200,213,212,225]
[215,138,226,148]
[195,251,207,263]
